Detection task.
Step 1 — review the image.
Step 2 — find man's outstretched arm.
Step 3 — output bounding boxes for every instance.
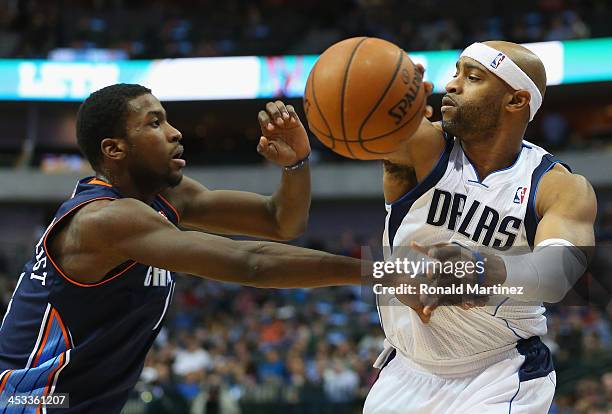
[90,198,362,288]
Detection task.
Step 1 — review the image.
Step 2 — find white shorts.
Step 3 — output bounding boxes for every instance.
[363,337,556,414]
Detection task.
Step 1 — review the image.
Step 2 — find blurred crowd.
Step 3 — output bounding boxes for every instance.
[2,228,612,413]
[0,0,609,59]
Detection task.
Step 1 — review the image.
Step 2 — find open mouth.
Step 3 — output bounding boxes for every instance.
[171,146,186,168]
[172,146,184,159]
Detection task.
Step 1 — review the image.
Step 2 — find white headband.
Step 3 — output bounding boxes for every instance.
[460,42,542,121]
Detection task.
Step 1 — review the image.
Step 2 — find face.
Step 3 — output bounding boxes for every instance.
[122,94,184,191]
[442,58,508,140]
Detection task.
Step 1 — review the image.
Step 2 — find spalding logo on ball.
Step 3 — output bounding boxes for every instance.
[303,37,425,160]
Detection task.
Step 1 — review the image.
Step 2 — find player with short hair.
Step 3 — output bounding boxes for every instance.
[0,84,362,413]
[364,41,596,413]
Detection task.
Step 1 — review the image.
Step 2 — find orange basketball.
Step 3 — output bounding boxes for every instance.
[303,37,426,160]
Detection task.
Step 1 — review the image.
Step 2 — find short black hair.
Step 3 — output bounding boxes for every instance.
[76,83,151,170]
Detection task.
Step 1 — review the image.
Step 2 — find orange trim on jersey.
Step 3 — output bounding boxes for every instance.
[43,196,140,288]
[60,261,138,288]
[87,178,112,187]
[53,310,71,350]
[157,194,181,222]
[0,370,13,394]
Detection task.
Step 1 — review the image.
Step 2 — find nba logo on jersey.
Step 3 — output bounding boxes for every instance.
[491,53,506,69]
[513,186,528,204]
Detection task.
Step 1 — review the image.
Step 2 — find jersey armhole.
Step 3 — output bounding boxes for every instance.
[524,154,572,248]
[43,197,137,288]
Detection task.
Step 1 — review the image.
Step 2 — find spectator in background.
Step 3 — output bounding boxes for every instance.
[173,334,212,378]
[0,0,608,59]
[323,359,360,407]
[257,349,285,382]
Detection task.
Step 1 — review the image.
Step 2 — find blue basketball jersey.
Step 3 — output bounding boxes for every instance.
[0,177,180,413]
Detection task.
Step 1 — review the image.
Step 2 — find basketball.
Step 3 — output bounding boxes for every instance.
[304,37,426,160]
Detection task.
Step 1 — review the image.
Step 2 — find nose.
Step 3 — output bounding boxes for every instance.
[167,123,182,143]
[445,76,460,94]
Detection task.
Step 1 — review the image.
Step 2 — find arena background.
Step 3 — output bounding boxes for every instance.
[0,0,611,413]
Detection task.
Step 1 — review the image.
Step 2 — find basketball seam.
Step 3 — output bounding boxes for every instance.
[340,37,369,159]
[357,48,404,154]
[360,96,426,153]
[316,93,425,144]
[309,85,425,144]
[309,123,334,139]
[309,61,336,149]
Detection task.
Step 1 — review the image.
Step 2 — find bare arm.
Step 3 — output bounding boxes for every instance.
[534,165,597,246]
[163,101,311,240]
[89,198,360,288]
[166,173,310,240]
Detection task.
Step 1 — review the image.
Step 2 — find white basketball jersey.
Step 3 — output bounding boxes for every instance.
[379,132,569,376]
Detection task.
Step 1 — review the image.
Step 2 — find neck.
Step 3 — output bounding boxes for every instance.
[459,122,526,181]
[96,170,161,205]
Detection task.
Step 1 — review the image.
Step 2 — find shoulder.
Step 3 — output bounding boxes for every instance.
[537,164,597,218]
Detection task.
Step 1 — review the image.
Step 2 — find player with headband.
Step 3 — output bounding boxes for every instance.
[364,41,596,413]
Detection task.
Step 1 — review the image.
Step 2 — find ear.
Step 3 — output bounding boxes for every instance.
[100,138,128,162]
[505,90,531,115]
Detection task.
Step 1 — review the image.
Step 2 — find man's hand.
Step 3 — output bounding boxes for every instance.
[395,285,433,324]
[257,100,311,167]
[411,242,499,317]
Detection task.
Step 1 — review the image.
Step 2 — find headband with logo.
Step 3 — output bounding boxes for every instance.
[460,43,542,122]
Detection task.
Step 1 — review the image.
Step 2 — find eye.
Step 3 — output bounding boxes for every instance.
[468,75,480,81]
[150,119,161,128]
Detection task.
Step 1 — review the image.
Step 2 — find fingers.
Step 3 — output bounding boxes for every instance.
[427,245,463,262]
[422,81,433,118]
[416,310,431,324]
[285,105,299,124]
[258,110,274,132]
[423,81,433,96]
[267,101,290,126]
[256,136,268,155]
[410,241,429,256]
[423,304,438,316]
[259,101,298,133]
[415,63,425,75]
[256,136,279,159]
[459,294,488,309]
